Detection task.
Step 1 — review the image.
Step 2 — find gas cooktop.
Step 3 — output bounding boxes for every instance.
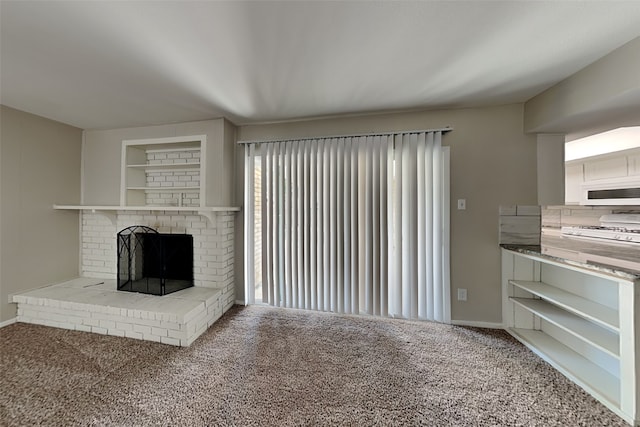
[561,225,640,244]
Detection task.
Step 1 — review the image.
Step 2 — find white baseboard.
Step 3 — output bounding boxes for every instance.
[235,300,246,306]
[451,320,504,329]
[0,317,17,328]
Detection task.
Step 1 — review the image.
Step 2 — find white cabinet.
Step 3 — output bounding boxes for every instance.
[121,135,206,207]
[565,163,583,205]
[502,249,640,426]
[584,156,629,182]
[629,153,640,177]
[565,147,640,205]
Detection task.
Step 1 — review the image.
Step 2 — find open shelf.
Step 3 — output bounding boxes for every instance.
[126,186,200,192]
[511,297,619,358]
[144,145,200,153]
[121,135,207,208]
[510,328,620,409]
[509,280,619,332]
[502,248,639,426]
[127,162,200,171]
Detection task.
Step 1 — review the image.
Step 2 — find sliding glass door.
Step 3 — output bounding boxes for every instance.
[244,131,450,322]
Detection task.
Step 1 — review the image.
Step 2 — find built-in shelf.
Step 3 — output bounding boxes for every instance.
[137,144,201,152]
[126,186,200,192]
[121,135,208,208]
[127,162,200,170]
[510,297,619,358]
[509,280,619,332]
[509,328,621,409]
[503,248,639,426]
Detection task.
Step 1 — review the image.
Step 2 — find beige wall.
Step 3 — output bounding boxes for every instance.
[0,106,82,322]
[524,37,640,134]
[0,103,538,324]
[537,134,565,206]
[236,104,537,324]
[524,38,640,207]
[82,118,237,206]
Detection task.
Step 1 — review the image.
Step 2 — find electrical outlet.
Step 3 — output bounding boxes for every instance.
[457,288,467,301]
[457,199,466,210]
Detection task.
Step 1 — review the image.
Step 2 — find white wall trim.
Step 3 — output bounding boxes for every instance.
[451,320,504,329]
[0,317,17,328]
[235,300,246,306]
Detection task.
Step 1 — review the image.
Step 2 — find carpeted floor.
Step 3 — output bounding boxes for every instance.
[0,305,627,426]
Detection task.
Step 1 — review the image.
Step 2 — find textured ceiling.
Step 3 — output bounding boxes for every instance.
[1,1,640,130]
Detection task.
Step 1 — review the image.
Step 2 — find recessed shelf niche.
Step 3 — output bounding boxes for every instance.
[121,135,206,208]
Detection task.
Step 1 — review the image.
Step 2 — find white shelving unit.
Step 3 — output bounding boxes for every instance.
[509,280,619,331]
[121,136,206,207]
[502,248,640,426]
[510,297,619,357]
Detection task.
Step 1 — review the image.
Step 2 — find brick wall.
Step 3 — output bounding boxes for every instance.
[145,150,201,207]
[81,210,236,311]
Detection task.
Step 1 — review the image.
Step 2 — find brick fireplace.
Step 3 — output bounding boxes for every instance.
[12,208,237,346]
[11,129,239,346]
[81,210,235,310]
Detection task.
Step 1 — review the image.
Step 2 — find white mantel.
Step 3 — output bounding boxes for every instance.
[53,205,240,211]
[53,204,240,225]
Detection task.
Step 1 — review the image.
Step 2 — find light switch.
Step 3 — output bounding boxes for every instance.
[457,199,466,210]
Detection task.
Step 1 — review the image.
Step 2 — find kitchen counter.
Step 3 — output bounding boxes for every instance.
[501,234,640,280]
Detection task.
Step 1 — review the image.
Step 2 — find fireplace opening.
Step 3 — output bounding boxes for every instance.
[117,226,194,296]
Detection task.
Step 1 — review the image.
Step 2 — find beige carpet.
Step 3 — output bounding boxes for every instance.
[0,305,627,426]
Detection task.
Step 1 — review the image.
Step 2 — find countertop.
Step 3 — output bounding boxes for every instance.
[501,234,640,281]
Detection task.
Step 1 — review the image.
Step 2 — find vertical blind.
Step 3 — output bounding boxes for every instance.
[244,130,450,322]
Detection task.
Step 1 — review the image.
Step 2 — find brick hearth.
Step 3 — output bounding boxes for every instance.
[13,278,223,346]
[12,209,237,346]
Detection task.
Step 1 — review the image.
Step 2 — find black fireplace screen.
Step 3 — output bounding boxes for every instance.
[117,226,194,296]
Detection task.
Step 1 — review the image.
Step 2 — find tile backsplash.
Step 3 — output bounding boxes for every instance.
[542,205,640,229]
[499,205,541,245]
[499,205,640,246]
